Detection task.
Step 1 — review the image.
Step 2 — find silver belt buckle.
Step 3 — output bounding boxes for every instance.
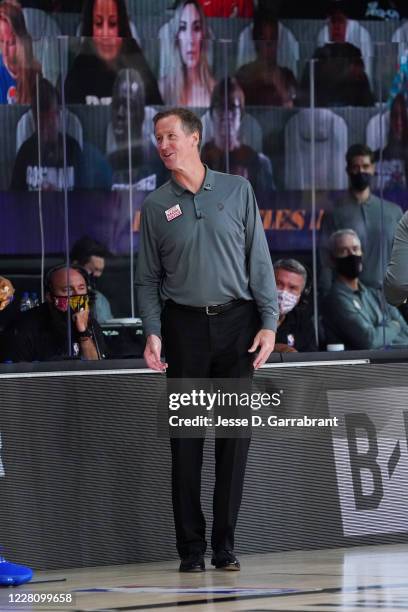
[205,305,218,316]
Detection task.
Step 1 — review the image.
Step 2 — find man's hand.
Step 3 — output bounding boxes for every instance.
[248,329,276,369]
[72,307,89,332]
[144,334,168,372]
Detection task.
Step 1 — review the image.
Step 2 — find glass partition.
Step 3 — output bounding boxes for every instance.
[0,5,407,363]
[309,37,408,353]
[225,27,317,354]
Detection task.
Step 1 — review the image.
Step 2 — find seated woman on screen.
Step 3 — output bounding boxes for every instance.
[159,0,215,107]
[0,0,41,104]
[64,0,162,106]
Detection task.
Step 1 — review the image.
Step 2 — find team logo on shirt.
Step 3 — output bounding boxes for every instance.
[7,85,16,104]
[165,204,183,222]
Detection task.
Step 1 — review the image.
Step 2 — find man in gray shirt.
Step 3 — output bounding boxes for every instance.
[136,107,278,573]
[323,229,408,349]
[319,144,402,294]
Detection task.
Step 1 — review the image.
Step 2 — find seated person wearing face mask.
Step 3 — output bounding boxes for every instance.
[2,265,106,362]
[70,236,113,323]
[274,258,317,352]
[322,229,408,350]
[319,144,403,295]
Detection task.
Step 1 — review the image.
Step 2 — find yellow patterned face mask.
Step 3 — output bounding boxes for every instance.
[52,294,89,313]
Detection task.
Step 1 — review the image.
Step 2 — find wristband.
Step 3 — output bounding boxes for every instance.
[77,329,92,338]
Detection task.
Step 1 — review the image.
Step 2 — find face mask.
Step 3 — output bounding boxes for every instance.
[334,254,363,279]
[277,289,299,315]
[349,172,372,192]
[52,294,89,313]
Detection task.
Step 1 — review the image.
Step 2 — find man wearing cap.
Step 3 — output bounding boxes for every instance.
[136,107,278,573]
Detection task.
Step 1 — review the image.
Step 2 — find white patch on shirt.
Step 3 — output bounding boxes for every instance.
[287,334,295,347]
[353,299,362,310]
[7,85,16,104]
[165,204,183,222]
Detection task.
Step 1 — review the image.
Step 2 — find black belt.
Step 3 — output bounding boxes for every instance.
[165,299,251,316]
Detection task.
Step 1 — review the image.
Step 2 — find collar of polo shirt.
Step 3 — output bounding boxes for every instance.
[170,164,215,196]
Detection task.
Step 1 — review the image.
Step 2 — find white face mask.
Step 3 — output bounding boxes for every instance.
[277,289,299,315]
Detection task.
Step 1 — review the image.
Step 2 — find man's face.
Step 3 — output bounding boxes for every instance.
[255,22,278,64]
[334,233,362,259]
[48,268,88,297]
[155,115,199,171]
[112,75,144,145]
[347,155,375,177]
[83,256,105,278]
[92,0,122,63]
[329,11,347,43]
[275,268,304,299]
[39,102,60,143]
[212,96,242,149]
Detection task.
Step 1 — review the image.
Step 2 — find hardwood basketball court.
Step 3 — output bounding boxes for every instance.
[1,543,406,611]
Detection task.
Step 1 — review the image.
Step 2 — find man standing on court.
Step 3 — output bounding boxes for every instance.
[136,107,278,573]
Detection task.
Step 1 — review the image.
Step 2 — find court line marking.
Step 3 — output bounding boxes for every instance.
[73,582,408,612]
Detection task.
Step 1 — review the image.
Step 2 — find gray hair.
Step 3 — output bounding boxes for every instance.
[328,229,361,256]
[274,258,308,290]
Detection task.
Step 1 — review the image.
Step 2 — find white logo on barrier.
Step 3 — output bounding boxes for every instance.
[0,433,4,477]
[328,387,408,536]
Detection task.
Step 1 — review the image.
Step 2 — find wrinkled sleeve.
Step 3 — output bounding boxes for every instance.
[244,182,279,331]
[384,211,408,306]
[135,200,163,337]
[324,292,401,350]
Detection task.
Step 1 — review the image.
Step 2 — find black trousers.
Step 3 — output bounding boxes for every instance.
[162,300,260,558]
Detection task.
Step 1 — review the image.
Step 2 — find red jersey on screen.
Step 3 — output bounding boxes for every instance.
[198,0,253,17]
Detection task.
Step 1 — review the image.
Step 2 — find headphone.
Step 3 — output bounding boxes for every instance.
[274,258,312,304]
[301,264,312,299]
[44,263,95,303]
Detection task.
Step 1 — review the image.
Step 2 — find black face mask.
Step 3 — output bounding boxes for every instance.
[335,254,363,279]
[349,172,372,192]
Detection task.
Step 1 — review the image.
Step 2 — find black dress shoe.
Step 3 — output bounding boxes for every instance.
[179,554,205,573]
[211,550,240,571]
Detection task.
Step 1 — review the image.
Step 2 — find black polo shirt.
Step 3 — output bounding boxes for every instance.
[276,306,317,352]
[1,302,106,363]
